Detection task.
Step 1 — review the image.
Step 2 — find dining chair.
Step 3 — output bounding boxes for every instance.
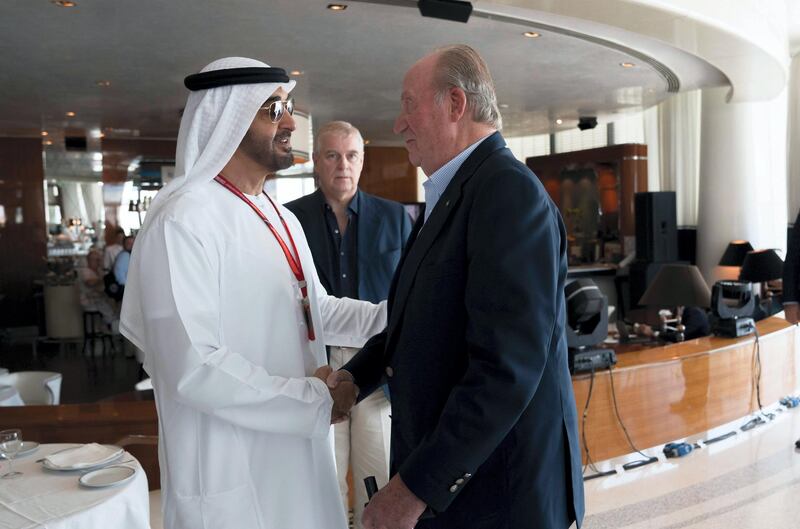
[0,371,62,405]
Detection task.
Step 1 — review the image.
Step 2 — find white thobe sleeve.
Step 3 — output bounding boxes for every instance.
[133,218,333,439]
[312,266,387,348]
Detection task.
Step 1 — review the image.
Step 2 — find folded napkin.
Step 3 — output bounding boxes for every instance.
[45,443,121,469]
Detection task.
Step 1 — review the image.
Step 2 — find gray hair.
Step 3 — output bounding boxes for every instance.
[314,121,365,154]
[432,45,502,130]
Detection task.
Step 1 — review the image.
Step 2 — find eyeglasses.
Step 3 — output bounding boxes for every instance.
[259,98,294,123]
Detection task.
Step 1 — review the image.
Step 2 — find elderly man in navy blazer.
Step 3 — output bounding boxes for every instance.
[328,46,585,529]
[284,121,412,529]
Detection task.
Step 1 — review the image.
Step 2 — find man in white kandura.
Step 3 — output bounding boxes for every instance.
[120,57,386,529]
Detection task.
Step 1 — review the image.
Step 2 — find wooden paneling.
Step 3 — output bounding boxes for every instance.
[573,317,797,463]
[0,137,47,326]
[101,138,176,183]
[360,146,418,203]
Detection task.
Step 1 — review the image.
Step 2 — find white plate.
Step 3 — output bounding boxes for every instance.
[42,445,124,471]
[79,465,136,488]
[15,441,39,458]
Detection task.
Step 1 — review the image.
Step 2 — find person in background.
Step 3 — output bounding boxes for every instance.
[78,248,117,328]
[113,235,135,287]
[111,234,136,357]
[285,120,412,529]
[103,226,125,271]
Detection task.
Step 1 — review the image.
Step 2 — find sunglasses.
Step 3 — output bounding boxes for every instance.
[259,98,294,123]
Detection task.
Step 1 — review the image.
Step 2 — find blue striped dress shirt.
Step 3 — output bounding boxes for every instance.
[422,134,493,223]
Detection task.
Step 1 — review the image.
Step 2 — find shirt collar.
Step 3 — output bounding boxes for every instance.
[348,189,361,215]
[427,135,491,194]
[320,188,360,216]
[422,134,492,220]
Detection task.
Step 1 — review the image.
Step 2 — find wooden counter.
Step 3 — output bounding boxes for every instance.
[2,318,795,481]
[573,317,798,463]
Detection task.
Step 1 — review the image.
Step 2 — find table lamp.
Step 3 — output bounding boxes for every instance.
[739,249,784,317]
[638,264,711,341]
[719,240,754,266]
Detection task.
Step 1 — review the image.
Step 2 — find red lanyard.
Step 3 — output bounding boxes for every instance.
[214,174,316,341]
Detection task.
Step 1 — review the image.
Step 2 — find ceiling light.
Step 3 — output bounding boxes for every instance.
[620,62,636,68]
[555,119,563,125]
[65,111,76,117]
[289,70,303,76]
[51,0,76,6]
[95,80,111,87]
[363,140,370,145]
[523,31,541,38]
[41,131,49,137]
[327,4,347,11]
[499,103,509,109]
[43,140,53,146]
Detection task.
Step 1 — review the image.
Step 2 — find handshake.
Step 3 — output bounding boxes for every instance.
[314,366,359,424]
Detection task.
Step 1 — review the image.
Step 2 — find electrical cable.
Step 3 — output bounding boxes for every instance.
[581,368,617,480]
[753,326,763,412]
[581,367,600,475]
[608,366,658,468]
[740,327,772,431]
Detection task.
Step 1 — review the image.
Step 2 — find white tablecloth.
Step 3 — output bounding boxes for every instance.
[0,443,150,529]
[0,386,23,407]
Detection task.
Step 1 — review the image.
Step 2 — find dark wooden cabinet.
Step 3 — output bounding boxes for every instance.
[527,144,648,264]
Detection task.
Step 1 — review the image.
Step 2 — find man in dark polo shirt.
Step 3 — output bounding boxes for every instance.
[285,120,412,529]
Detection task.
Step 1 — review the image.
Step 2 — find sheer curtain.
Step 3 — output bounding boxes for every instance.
[787,54,800,222]
[59,182,87,222]
[59,182,104,226]
[655,90,702,227]
[81,183,104,226]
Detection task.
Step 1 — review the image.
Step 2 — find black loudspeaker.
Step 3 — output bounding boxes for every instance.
[418,0,473,22]
[635,192,677,262]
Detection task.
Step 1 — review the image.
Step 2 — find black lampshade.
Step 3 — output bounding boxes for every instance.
[638,264,711,308]
[719,240,754,266]
[739,249,783,282]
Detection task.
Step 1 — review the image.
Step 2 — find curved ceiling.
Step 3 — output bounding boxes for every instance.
[483,0,791,102]
[0,0,729,145]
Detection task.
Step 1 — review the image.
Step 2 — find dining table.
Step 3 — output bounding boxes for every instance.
[0,443,150,528]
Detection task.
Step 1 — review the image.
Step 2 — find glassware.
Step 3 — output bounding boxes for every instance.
[0,429,23,479]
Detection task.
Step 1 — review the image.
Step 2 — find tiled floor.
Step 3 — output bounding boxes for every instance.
[580,401,800,529]
[0,335,142,403]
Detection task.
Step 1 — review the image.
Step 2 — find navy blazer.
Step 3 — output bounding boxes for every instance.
[285,189,412,303]
[784,210,800,304]
[344,132,585,529]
